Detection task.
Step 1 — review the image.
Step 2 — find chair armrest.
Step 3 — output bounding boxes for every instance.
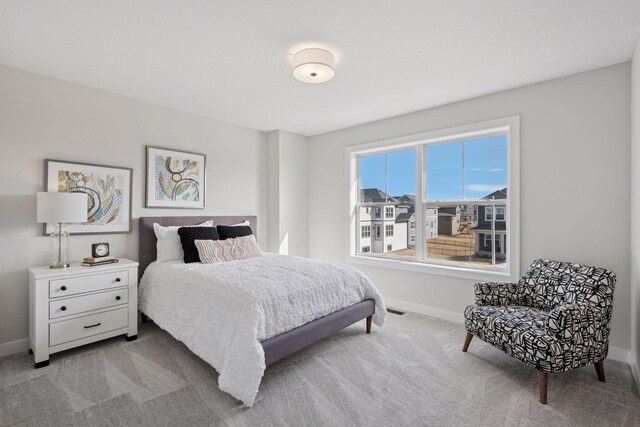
[546,303,598,340]
[474,282,521,306]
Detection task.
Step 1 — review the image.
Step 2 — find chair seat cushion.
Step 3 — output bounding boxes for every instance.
[464,304,569,372]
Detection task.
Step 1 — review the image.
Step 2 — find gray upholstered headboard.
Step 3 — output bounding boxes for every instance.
[138,216,257,282]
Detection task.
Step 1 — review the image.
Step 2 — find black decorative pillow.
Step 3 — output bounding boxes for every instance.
[177,226,219,263]
[217,224,253,240]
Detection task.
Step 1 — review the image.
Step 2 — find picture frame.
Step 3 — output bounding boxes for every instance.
[43,159,133,235]
[145,145,206,209]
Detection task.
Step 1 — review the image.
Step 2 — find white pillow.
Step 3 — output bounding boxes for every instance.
[195,234,263,263]
[154,220,214,262]
[230,220,251,227]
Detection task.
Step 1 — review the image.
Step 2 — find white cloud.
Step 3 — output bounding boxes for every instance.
[468,167,504,172]
[466,184,503,193]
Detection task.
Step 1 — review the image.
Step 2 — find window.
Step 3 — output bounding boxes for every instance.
[361,246,371,253]
[356,148,416,259]
[483,234,501,249]
[385,207,394,218]
[348,117,519,280]
[485,206,505,221]
[387,244,393,251]
[361,225,371,238]
[385,225,394,237]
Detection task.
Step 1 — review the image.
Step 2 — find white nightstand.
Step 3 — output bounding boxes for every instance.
[28,258,138,368]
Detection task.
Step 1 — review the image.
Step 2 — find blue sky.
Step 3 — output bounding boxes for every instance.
[360,135,507,200]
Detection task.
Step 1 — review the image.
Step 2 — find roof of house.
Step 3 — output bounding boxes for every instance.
[395,194,416,203]
[395,213,414,223]
[472,223,507,232]
[360,188,400,203]
[482,187,508,200]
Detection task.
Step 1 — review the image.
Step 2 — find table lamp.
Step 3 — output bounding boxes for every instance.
[37,192,88,268]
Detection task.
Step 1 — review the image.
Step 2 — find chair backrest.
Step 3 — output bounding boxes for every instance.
[517,259,616,311]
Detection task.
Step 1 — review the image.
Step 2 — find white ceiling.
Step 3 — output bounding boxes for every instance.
[1,1,639,136]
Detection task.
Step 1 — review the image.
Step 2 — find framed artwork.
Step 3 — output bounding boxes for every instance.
[145,146,206,209]
[44,159,133,235]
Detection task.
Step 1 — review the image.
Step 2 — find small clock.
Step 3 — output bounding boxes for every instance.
[91,243,110,258]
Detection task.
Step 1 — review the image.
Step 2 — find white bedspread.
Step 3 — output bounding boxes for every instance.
[138,254,386,406]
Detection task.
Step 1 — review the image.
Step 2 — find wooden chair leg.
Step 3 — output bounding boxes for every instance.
[462,332,473,352]
[366,315,372,334]
[537,371,548,404]
[594,360,605,382]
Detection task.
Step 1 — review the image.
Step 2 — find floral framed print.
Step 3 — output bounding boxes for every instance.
[44,159,133,235]
[145,146,206,209]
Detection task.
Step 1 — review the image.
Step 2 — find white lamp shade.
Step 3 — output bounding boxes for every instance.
[293,48,335,83]
[37,192,88,224]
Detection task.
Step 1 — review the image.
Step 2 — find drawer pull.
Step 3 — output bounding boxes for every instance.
[84,323,101,329]
[60,306,67,311]
[115,278,121,283]
[115,296,121,301]
[61,286,67,291]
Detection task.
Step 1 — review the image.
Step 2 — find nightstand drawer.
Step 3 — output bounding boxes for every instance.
[49,308,128,346]
[49,288,128,319]
[49,270,128,298]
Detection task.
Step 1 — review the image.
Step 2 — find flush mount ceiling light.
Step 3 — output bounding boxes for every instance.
[292,48,335,83]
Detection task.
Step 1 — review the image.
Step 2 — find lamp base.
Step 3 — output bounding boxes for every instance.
[49,223,70,269]
[49,263,70,269]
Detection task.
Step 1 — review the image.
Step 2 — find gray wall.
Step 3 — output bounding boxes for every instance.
[0,65,268,352]
[631,41,640,382]
[267,130,309,256]
[308,63,632,352]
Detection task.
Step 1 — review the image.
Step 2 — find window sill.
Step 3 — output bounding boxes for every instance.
[346,255,516,282]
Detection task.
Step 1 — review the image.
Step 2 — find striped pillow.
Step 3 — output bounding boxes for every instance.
[194,234,263,263]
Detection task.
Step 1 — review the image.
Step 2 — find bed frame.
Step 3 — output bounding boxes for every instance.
[138,216,375,366]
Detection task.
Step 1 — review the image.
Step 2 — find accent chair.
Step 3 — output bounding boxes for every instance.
[462,259,616,404]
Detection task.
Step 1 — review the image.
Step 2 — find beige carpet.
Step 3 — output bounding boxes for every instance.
[1,311,639,426]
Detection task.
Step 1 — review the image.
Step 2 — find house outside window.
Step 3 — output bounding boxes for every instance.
[361,225,371,238]
[361,246,371,253]
[349,117,519,280]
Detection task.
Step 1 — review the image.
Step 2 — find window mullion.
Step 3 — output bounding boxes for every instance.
[415,145,425,260]
[491,201,496,267]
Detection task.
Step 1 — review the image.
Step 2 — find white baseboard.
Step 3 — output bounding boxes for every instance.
[385,297,464,324]
[384,297,630,365]
[608,346,630,364]
[631,362,640,398]
[0,338,29,359]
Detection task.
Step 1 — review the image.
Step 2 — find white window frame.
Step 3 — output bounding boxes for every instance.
[485,206,505,222]
[483,234,501,249]
[387,244,393,251]
[345,116,520,281]
[385,224,394,237]
[361,225,371,238]
[385,207,394,218]
[361,246,370,253]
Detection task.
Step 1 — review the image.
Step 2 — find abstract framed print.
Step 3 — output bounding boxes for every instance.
[44,160,133,235]
[145,146,206,209]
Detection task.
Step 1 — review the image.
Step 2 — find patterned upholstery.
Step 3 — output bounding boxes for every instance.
[464,259,616,373]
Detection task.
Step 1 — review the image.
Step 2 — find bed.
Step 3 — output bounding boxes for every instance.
[137,216,386,406]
